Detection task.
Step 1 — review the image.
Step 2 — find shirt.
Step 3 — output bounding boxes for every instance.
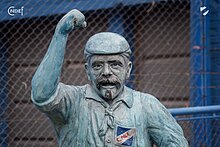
[32,83,188,147]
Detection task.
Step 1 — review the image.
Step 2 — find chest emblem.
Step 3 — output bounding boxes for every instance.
[115,126,136,146]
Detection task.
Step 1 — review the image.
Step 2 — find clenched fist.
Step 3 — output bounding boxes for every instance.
[56,9,87,35]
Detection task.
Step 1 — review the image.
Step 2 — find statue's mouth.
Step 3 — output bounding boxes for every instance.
[100,82,116,89]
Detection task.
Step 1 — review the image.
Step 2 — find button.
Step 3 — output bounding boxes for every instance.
[106,138,111,143]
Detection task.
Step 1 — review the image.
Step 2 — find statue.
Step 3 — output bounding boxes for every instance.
[31,9,188,147]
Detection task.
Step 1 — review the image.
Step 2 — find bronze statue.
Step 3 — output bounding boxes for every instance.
[31,9,188,147]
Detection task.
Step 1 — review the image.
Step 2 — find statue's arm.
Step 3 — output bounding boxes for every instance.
[146,96,188,146]
[31,9,86,103]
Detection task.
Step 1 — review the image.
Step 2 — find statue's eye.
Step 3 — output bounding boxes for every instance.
[110,62,121,69]
[92,64,103,70]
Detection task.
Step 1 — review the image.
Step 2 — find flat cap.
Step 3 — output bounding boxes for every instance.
[84,32,131,59]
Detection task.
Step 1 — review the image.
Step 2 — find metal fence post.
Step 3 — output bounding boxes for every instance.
[202,0,212,145]
[190,0,212,146]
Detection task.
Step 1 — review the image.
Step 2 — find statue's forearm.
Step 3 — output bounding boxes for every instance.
[31,9,86,103]
[31,30,67,103]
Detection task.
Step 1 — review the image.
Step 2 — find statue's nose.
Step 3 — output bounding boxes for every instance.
[102,64,112,77]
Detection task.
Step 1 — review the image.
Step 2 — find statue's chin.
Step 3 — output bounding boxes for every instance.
[104,89,113,99]
[99,87,118,101]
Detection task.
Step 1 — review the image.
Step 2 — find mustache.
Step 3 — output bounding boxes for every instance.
[95,76,121,89]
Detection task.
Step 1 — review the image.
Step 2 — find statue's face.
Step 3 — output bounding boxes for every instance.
[85,54,132,102]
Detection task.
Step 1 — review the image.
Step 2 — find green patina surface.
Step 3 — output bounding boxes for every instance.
[31,9,188,147]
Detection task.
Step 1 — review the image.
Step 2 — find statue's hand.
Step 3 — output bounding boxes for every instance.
[56,9,87,35]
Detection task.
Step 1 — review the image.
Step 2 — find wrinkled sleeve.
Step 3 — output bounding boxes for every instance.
[31,82,78,125]
[145,94,188,147]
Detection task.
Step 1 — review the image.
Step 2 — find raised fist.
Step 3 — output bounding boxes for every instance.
[56,9,87,35]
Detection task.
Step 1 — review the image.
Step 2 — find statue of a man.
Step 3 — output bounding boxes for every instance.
[31,9,188,147]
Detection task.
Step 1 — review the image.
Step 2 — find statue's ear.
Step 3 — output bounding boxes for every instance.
[126,61,132,79]
[84,63,91,81]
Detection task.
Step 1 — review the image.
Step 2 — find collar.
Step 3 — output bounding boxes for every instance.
[85,84,133,108]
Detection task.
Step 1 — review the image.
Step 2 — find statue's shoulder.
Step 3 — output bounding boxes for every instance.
[127,87,159,104]
[126,87,155,98]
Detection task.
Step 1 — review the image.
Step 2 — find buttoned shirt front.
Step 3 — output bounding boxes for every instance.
[32,83,188,147]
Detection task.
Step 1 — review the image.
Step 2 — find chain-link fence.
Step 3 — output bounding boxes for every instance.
[0,0,219,146]
[177,116,220,147]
